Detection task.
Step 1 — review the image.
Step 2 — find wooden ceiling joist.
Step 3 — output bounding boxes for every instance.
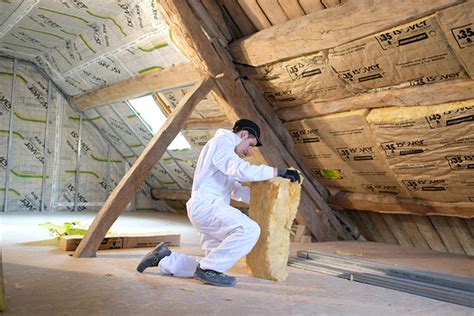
[73,77,214,258]
[329,191,474,218]
[228,0,462,66]
[71,62,201,111]
[278,79,474,121]
[157,0,354,242]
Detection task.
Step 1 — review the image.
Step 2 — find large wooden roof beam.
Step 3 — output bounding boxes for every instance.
[279,79,474,121]
[229,0,462,67]
[329,191,474,218]
[72,62,201,111]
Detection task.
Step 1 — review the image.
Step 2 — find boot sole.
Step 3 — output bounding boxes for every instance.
[194,274,236,287]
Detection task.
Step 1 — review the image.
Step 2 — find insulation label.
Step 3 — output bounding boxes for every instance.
[425,106,474,129]
[445,155,474,170]
[337,146,377,161]
[381,140,426,157]
[375,20,431,50]
[402,179,447,191]
[361,184,401,195]
[289,128,321,144]
[450,24,474,49]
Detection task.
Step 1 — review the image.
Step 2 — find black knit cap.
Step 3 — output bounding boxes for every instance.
[232,119,262,147]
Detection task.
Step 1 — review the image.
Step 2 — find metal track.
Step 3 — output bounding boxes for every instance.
[288,250,474,308]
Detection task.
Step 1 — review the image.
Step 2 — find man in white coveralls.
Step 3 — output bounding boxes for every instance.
[137,119,301,287]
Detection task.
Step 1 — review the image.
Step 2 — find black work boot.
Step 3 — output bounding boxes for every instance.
[194,264,236,287]
[136,242,172,273]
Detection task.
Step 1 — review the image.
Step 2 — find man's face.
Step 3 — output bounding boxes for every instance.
[235,134,257,157]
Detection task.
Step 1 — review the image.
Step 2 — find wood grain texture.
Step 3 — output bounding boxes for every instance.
[219,0,257,36]
[398,215,431,250]
[229,0,462,66]
[72,63,201,111]
[383,214,415,247]
[446,217,474,255]
[298,0,324,13]
[277,79,474,121]
[412,215,447,252]
[73,78,214,258]
[430,216,465,254]
[328,191,474,218]
[278,0,305,19]
[238,0,271,30]
[257,0,289,25]
[202,0,233,41]
[368,212,399,245]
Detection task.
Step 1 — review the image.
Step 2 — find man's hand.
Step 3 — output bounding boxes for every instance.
[278,168,301,183]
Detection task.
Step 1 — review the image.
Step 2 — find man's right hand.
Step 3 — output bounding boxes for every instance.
[278,168,301,183]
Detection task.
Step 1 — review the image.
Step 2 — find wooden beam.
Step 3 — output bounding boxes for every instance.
[73,77,214,258]
[228,0,462,66]
[277,79,474,121]
[328,191,474,218]
[446,217,474,255]
[430,216,465,254]
[382,214,415,247]
[151,188,248,209]
[188,0,229,47]
[412,215,447,252]
[72,62,201,111]
[201,0,233,42]
[157,0,353,241]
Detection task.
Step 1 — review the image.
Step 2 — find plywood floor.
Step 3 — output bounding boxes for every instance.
[1,211,472,315]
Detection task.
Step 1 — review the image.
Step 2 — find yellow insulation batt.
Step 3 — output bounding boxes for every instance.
[246,177,302,281]
[367,99,474,202]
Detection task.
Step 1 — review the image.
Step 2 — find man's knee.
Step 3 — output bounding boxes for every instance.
[243,220,260,243]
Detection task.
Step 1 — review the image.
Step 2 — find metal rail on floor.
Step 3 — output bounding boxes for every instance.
[288,250,474,308]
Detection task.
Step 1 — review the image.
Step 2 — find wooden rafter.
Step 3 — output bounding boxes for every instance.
[157,0,354,241]
[72,62,201,111]
[329,191,474,218]
[278,79,474,121]
[73,77,214,258]
[228,0,462,66]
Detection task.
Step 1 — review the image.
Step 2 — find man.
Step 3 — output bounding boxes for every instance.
[137,119,300,287]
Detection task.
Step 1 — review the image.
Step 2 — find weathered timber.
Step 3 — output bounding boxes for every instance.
[229,0,461,66]
[72,62,201,111]
[73,77,214,258]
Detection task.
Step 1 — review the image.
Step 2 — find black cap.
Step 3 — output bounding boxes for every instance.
[232,119,262,147]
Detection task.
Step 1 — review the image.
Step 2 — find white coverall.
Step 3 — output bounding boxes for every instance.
[158,129,275,277]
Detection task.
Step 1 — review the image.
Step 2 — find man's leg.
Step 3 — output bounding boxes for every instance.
[191,201,260,273]
[158,253,200,277]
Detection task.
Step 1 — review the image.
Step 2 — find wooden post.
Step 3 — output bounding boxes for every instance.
[73,77,214,258]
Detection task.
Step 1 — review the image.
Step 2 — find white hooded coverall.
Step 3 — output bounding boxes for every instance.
[158,129,275,277]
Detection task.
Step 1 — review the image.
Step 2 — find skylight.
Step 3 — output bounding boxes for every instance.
[128,95,191,150]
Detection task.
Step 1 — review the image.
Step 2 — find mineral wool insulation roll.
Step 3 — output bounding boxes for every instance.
[246,177,302,281]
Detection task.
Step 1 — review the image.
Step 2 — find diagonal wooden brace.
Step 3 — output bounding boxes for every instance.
[73,77,214,258]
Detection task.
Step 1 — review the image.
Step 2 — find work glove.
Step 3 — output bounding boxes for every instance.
[277,168,301,183]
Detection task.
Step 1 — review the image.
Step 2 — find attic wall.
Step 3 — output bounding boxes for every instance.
[0,57,160,212]
[339,209,474,255]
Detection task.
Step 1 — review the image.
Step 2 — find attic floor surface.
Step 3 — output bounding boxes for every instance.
[1,211,471,315]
